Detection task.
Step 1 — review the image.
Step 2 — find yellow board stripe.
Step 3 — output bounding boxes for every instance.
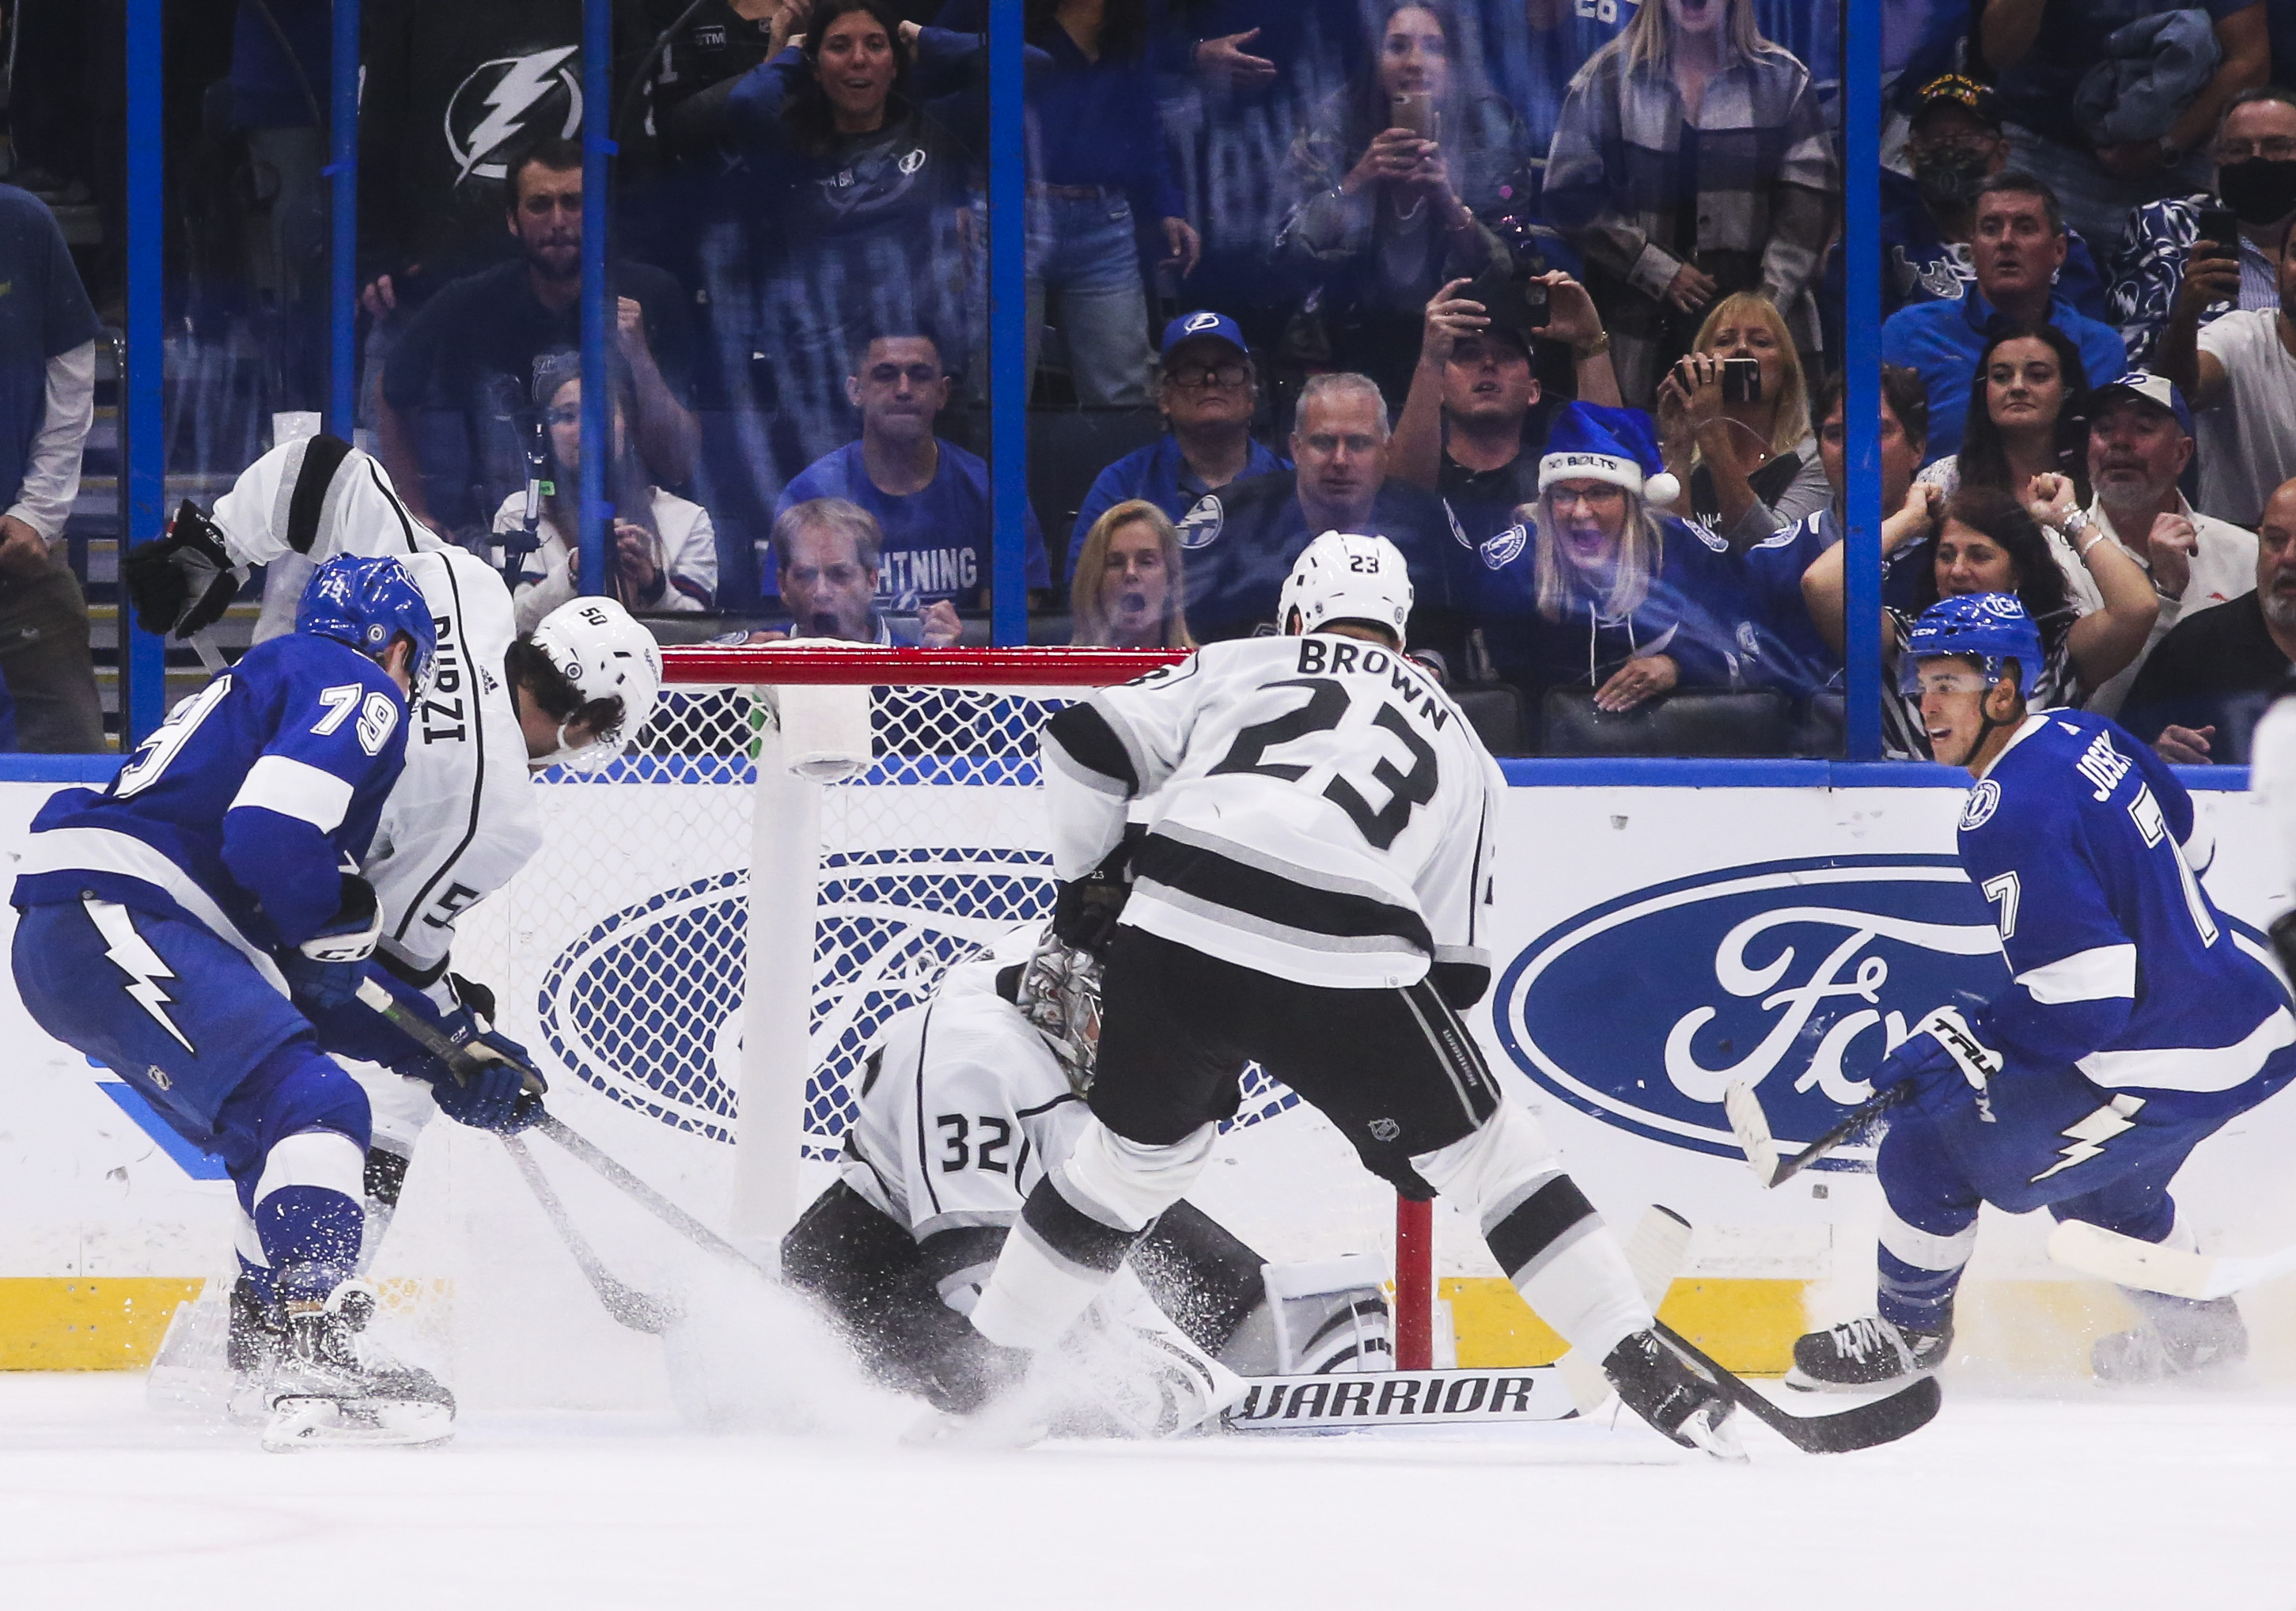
[0,1278,204,1370]
[1445,1276,1806,1376]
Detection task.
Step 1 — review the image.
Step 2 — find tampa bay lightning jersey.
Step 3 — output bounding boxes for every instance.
[1960,710,2294,1104]
[13,634,410,962]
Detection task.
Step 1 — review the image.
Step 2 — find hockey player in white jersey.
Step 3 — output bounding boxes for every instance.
[960,531,1739,1454]
[782,923,1393,1432]
[126,436,665,1393]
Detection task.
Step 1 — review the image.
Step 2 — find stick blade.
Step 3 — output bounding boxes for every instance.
[1723,1082,1780,1188]
[1658,1321,1940,1454]
[2047,1219,2215,1300]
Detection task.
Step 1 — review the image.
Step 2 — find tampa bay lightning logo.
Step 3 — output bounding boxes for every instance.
[1480,523,1529,570]
[1961,779,2002,830]
[444,48,583,189]
[1176,494,1225,550]
[1493,856,2012,1165]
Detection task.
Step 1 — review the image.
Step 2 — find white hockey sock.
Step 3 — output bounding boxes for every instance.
[969,1120,1217,1353]
[1414,1102,1652,1363]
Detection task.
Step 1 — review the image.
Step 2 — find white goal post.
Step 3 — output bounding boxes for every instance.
[506,644,1435,1364]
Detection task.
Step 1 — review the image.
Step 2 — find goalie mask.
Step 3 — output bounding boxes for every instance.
[1006,927,1103,1093]
[528,597,664,770]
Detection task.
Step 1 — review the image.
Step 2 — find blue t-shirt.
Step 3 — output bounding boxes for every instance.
[1957,708,2289,1105]
[1680,508,1843,699]
[1878,289,2131,465]
[1070,435,1290,559]
[772,439,1051,607]
[1881,169,2112,322]
[0,185,98,516]
[15,634,410,954]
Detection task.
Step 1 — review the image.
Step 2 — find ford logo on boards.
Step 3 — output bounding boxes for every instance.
[1492,856,2010,1165]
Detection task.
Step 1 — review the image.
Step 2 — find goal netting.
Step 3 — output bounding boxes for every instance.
[424,646,1437,1386]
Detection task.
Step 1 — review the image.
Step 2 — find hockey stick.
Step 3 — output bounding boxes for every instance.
[352,980,772,1281]
[352,976,547,1096]
[1724,1081,1911,1188]
[500,1135,680,1334]
[1653,1317,1940,1454]
[2045,1219,2296,1302]
[532,1113,777,1282]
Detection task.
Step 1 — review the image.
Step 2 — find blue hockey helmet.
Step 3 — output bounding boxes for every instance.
[1899,592,2044,698]
[296,554,436,690]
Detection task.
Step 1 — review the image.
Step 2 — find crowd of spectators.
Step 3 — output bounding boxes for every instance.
[19,1,2296,762]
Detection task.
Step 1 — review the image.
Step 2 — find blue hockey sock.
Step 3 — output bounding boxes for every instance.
[1877,1245,1964,1335]
[255,1182,366,1306]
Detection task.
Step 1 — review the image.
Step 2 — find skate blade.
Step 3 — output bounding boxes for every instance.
[262,1395,457,1452]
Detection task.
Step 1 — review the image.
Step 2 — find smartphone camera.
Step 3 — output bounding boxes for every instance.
[2196,207,2241,258]
[1722,357,1762,404]
[1518,280,1551,325]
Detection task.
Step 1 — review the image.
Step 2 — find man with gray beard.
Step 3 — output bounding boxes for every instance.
[2121,476,2296,764]
[2065,372,2257,718]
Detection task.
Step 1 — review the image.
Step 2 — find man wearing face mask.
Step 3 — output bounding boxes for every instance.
[1885,76,2111,321]
[2113,88,2296,366]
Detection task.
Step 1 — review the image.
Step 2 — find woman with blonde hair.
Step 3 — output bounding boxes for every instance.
[1069,499,1194,650]
[1654,290,1827,545]
[1543,0,1836,410]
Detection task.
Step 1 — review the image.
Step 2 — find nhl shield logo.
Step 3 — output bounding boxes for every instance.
[1368,1117,1400,1141]
[1176,494,1225,550]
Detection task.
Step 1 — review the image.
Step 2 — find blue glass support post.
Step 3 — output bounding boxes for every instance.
[987,0,1027,646]
[124,0,167,743]
[327,0,360,438]
[578,0,613,597]
[1843,0,1883,760]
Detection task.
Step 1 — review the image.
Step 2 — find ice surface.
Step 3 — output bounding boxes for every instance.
[6,1373,2294,1610]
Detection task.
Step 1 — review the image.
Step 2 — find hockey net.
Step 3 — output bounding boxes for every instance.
[487,646,1434,1363]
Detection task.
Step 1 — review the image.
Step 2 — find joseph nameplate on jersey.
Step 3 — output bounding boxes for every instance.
[1226,1369,1575,1429]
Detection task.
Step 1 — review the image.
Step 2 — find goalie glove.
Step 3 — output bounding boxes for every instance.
[123,500,246,639]
[279,875,384,1013]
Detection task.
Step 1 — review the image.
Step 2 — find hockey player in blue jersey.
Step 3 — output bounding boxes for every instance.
[9,555,457,1449]
[1791,594,2296,1391]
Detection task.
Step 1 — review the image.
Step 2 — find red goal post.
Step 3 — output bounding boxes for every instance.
[638,643,1436,1370]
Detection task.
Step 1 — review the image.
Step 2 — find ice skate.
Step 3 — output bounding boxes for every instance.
[1602,1328,1742,1459]
[261,1280,456,1452]
[2093,1291,2247,1385]
[1786,1315,1951,1393]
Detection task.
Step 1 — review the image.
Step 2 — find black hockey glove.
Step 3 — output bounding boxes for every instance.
[279,874,384,1013]
[1051,836,1140,962]
[122,500,241,639]
[411,1010,547,1134]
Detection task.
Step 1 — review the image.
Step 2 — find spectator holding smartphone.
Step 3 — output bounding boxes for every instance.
[1543,0,1836,410]
[1276,1,1534,402]
[2113,87,2296,365]
[1653,291,1824,546]
[2157,189,2296,526]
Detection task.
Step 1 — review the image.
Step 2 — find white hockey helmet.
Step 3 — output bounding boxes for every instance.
[1278,531,1414,648]
[529,596,664,768]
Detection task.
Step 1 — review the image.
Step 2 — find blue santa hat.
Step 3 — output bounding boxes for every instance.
[1538,402,1680,507]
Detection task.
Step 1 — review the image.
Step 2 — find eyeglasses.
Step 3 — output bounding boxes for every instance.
[1550,484,1626,510]
[2217,138,2296,162]
[1168,362,1249,390]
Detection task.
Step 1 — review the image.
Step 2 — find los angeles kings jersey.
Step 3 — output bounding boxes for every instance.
[211,438,540,980]
[1044,635,1505,994]
[839,961,1089,1302]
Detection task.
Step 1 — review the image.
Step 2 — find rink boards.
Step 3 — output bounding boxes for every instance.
[3,756,2294,1379]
